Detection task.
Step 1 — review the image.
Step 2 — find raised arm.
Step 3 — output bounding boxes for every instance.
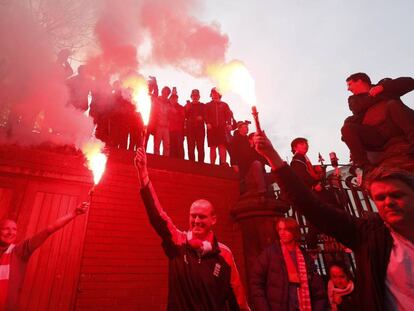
[372,77,414,98]
[252,133,359,249]
[135,148,185,253]
[23,202,88,257]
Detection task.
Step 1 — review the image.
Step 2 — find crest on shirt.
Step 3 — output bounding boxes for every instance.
[213,263,221,277]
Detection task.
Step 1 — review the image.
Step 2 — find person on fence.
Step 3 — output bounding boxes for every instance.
[341,72,414,171]
[250,217,327,311]
[0,203,88,311]
[327,261,356,311]
[289,137,336,250]
[253,132,414,310]
[134,148,250,311]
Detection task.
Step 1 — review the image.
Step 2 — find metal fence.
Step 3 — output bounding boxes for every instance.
[283,166,376,277]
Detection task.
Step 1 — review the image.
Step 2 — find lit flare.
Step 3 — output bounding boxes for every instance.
[207,60,257,105]
[122,75,152,125]
[82,140,107,185]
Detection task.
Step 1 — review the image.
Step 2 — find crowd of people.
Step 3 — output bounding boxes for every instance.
[64,56,241,164]
[2,64,414,310]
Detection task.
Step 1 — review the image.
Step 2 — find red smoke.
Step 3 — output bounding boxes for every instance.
[0,2,94,147]
[87,0,141,77]
[140,0,229,75]
[89,0,229,78]
[0,0,231,148]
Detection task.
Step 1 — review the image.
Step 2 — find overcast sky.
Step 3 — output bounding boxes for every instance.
[140,0,414,164]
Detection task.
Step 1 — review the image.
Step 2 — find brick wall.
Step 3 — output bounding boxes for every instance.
[76,151,245,310]
[0,146,244,310]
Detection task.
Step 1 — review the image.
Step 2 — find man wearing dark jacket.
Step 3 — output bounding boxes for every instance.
[229,121,267,194]
[250,217,327,311]
[134,148,250,311]
[185,89,206,163]
[205,88,234,165]
[253,133,414,310]
[341,73,414,170]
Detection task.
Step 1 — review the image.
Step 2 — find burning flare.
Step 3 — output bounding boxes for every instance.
[207,60,257,105]
[122,75,152,125]
[82,140,107,185]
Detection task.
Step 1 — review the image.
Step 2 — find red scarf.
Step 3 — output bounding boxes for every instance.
[281,244,312,311]
[0,244,15,311]
[187,231,214,255]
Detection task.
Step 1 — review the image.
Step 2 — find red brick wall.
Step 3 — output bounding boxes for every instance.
[73,151,245,311]
[0,146,245,310]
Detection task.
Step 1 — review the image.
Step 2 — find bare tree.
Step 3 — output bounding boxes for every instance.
[25,0,98,52]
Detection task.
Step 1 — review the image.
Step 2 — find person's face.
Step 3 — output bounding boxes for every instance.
[347,79,369,95]
[370,179,414,231]
[277,221,295,245]
[239,124,249,136]
[294,142,308,155]
[329,266,350,289]
[189,201,217,239]
[0,220,17,246]
[161,88,171,99]
[191,93,200,102]
[211,91,221,101]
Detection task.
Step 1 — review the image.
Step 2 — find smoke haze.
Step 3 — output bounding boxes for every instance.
[0,0,231,148]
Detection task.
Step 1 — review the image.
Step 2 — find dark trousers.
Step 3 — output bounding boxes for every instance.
[170,131,184,159]
[342,100,414,166]
[187,127,205,163]
[341,122,387,166]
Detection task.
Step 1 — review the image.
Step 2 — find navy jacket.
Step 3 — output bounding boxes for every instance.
[250,243,327,311]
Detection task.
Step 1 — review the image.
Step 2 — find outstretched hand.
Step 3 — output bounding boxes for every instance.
[75,202,89,216]
[252,132,275,157]
[252,132,284,170]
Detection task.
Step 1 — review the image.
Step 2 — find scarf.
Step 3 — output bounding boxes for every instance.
[328,280,354,311]
[186,231,214,256]
[281,244,312,311]
[0,244,15,311]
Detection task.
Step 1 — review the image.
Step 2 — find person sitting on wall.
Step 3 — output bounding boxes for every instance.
[341,72,414,171]
[253,132,414,310]
[134,148,250,311]
[0,203,88,310]
[250,217,327,311]
[327,261,357,311]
